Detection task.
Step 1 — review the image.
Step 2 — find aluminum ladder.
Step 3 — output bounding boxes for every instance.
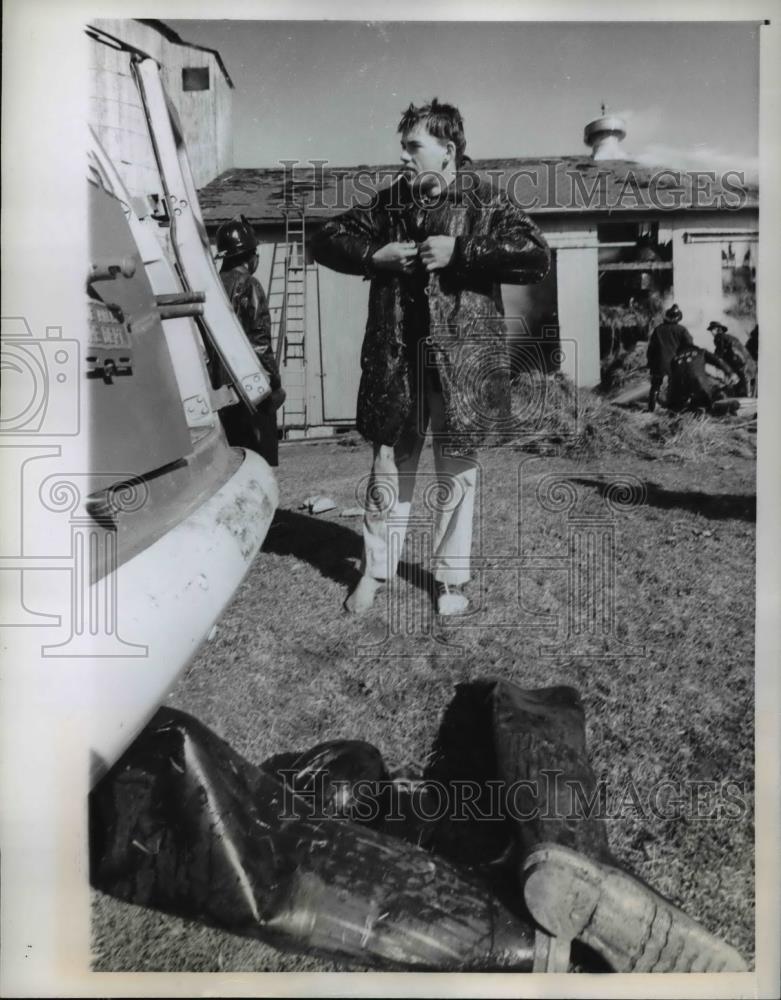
[268,206,307,434]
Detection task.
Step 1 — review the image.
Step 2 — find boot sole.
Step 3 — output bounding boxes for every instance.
[522,842,747,973]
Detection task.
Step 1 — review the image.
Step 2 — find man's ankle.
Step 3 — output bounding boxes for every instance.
[344,575,384,614]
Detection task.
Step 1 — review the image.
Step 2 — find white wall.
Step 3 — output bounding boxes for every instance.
[89,19,232,198]
[545,222,602,388]
[671,213,759,345]
[555,246,601,388]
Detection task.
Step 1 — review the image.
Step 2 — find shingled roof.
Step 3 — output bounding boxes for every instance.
[198,156,758,226]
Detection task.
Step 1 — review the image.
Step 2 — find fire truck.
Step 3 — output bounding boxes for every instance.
[82,54,277,781]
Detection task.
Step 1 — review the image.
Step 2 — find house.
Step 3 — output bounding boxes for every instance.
[88,18,233,195]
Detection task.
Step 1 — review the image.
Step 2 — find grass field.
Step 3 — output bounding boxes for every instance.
[92,399,756,973]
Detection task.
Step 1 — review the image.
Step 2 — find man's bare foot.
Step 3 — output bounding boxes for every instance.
[344,575,384,614]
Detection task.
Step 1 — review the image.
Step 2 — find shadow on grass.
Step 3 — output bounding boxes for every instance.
[423,678,513,870]
[568,477,756,522]
[262,508,436,596]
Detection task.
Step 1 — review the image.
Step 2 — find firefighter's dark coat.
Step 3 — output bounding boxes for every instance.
[667,346,733,412]
[220,266,280,467]
[647,321,694,378]
[712,331,756,394]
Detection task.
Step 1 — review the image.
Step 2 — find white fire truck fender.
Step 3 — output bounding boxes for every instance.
[86,448,277,784]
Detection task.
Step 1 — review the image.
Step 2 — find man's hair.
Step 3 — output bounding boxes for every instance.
[398,98,468,167]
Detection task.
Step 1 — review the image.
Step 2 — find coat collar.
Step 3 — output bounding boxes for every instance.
[394,169,483,210]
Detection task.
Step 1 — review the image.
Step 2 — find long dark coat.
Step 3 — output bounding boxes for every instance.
[219,266,280,467]
[647,321,694,377]
[713,332,755,378]
[220,268,280,389]
[311,172,550,452]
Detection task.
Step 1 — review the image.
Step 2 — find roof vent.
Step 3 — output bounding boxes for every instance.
[584,104,627,161]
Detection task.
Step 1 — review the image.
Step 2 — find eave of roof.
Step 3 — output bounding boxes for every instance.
[198,156,758,226]
[137,19,235,88]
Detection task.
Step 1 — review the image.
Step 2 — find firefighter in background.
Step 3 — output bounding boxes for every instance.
[746,324,758,363]
[667,342,738,413]
[216,215,285,466]
[707,320,757,397]
[646,304,693,412]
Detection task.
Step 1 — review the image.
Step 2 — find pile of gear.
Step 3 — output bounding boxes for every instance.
[90,679,748,973]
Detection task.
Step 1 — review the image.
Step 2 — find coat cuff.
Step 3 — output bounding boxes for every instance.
[361,243,379,279]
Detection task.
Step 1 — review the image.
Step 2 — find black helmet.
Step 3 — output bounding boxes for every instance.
[664,303,682,322]
[216,214,258,258]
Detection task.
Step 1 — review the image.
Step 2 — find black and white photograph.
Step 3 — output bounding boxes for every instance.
[1,1,779,996]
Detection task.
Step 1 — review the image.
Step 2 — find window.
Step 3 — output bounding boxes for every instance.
[597,222,658,245]
[182,67,210,92]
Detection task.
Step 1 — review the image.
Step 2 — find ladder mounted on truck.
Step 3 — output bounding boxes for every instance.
[268,195,308,435]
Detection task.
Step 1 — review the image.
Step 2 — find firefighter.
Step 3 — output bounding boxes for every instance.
[746,324,758,363]
[216,215,285,466]
[667,342,738,413]
[646,304,693,412]
[707,321,757,397]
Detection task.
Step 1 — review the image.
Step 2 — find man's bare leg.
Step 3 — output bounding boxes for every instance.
[351,433,425,614]
[428,388,477,615]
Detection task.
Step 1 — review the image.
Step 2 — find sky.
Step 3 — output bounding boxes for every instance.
[168,19,760,176]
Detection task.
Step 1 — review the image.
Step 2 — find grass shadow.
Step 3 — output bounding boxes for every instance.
[423,679,515,869]
[262,509,361,586]
[568,477,756,522]
[262,508,437,597]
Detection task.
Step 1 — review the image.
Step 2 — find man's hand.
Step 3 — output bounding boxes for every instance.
[419,235,456,272]
[371,241,418,273]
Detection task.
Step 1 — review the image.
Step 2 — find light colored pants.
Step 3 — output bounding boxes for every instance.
[360,386,478,586]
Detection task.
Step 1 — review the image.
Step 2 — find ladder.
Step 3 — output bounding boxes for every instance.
[268,205,308,433]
